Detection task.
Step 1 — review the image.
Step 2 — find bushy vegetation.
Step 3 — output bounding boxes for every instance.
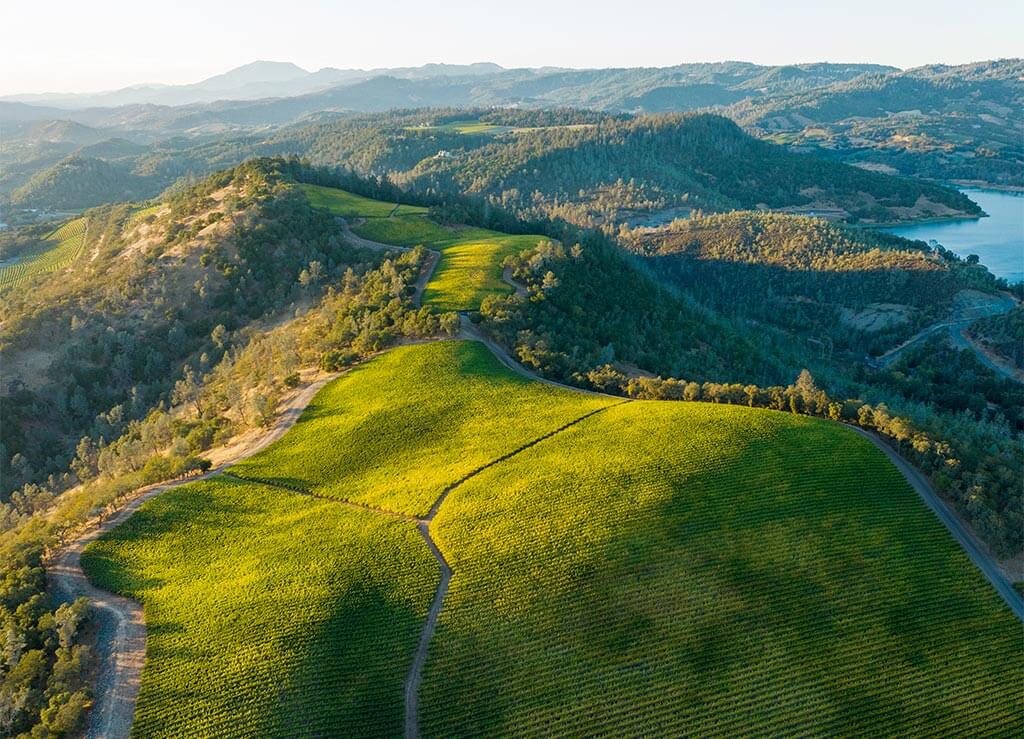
[970,306,1024,370]
[0,540,92,737]
[231,341,613,517]
[81,476,437,737]
[423,400,1023,735]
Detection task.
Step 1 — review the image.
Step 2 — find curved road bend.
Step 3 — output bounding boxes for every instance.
[846,426,1024,621]
[46,374,338,739]
[335,218,440,307]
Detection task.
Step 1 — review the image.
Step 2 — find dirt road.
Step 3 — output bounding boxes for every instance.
[46,374,337,739]
[336,218,440,307]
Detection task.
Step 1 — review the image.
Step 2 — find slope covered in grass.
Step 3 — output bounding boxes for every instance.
[81,476,437,738]
[300,183,547,311]
[229,341,614,516]
[299,183,425,219]
[422,400,1023,736]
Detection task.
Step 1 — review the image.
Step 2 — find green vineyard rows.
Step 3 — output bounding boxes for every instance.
[229,341,612,517]
[299,184,547,311]
[84,341,1023,735]
[422,400,1023,736]
[81,476,438,737]
[0,217,88,291]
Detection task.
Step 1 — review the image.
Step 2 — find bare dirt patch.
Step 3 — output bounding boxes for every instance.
[840,303,912,332]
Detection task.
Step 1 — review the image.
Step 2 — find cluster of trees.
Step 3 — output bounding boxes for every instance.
[0,544,92,736]
[481,237,791,387]
[969,306,1024,370]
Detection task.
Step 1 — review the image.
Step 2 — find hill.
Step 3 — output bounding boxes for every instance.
[81,340,1023,735]
[295,111,979,226]
[0,159,443,505]
[622,211,1002,356]
[9,155,153,210]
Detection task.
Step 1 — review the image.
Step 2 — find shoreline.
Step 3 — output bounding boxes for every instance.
[855,212,985,230]
[949,180,1024,195]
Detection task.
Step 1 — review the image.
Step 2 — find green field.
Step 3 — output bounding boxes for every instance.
[422,400,1023,735]
[408,119,511,135]
[298,183,425,219]
[0,217,88,291]
[83,339,1022,735]
[230,341,613,517]
[299,184,547,311]
[81,476,438,737]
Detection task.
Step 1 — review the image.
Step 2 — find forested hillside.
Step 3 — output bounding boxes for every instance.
[622,212,1001,356]
[299,112,980,226]
[3,109,981,226]
[10,155,152,210]
[0,159,445,507]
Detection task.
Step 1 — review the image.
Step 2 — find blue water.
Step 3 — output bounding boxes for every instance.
[882,188,1024,284]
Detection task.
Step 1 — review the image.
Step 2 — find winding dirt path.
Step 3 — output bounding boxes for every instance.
[46,374,338,739]
[336,218,440,307]
[402,401,625,739]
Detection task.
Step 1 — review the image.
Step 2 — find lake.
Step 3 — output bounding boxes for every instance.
[882,188,1024,284]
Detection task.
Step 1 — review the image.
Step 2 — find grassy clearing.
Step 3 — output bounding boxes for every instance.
[408,120,511,135]
[0,217,88,291]
[422,401,1024,736]
[230,341,613,517]
[298,183,426,219]
[81,476,437,737]
[300,183,547,311]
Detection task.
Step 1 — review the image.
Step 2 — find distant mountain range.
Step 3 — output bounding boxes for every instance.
[1,58,1020,209]
[0,60,517,109]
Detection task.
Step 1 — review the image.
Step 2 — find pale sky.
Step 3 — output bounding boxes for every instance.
[3,0,1021,95]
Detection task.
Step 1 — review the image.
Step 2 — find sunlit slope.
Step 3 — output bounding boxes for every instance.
[229,341,614,516]
[423,401,1023,736]
[81,476,437,738]
[300,183,546,310]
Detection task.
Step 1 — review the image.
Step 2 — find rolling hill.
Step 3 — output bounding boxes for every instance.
[81,339,1024,735]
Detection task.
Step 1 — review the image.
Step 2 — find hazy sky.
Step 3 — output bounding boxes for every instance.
[4,0,1021,95]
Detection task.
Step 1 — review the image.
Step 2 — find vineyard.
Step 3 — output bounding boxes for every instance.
[300,184,547,310]
[422,400,1023,735]
[82,340,1022,735]
[81,476,438,737]
[229,341,612,517]
[0,217,88,291]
